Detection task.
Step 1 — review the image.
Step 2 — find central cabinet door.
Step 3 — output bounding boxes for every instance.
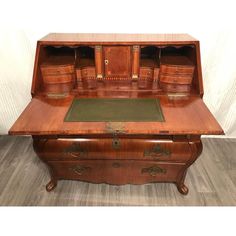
[104,46,131,78]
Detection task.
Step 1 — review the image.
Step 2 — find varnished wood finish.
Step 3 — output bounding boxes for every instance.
[39,33,198,45]
[95,46,104,78]
[33,138,192,162]
[132,46,140,79]
[47,160,185,185]
[9,34,224,194]
[159,82,191,93]
[9,95,223,135]
[159,55,195,93]
[104,46,131,78]
[40,55,75,94]
[1,136,236,206]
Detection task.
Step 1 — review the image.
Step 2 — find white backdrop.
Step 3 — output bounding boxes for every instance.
[0,0,235,137]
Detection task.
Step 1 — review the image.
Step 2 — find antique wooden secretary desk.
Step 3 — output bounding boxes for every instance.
[9,33,224,195]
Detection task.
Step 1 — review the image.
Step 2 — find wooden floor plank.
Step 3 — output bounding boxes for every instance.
[0,136,235,206]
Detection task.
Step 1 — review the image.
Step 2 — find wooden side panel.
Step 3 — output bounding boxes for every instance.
[195,41,204,97]
[31,43,48,96]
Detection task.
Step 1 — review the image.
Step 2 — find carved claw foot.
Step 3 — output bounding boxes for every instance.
[46,180,57,192]
[176,183,189,195]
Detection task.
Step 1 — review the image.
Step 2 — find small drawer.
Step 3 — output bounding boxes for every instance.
[138,79,153,89]
[81,67,96,78]
[48,160,185,185]
[139,67,154,78]
[76,68,82,81]
[160,65,194,76]
[43,82,74,94]
[159,74,193,85]
[153,68,160,81]
[82,78,97,89]
[41,64,74,75]
[42,73,74,84]
[159,81,191,93]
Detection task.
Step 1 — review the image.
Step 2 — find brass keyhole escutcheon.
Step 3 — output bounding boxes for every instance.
[112,138,120,150]
[105,59,109,65]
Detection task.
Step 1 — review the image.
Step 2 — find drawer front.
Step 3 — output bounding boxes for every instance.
[139,67,154,78]
[41,64,74,75]
[159,82,191,93]
[81,67,96,78]
[43,82,73,94]
[42,73,74,84]
[49,160,185,184]
[76,68,82,81]
[33,138,192,162]
[138,79,153,89]
[159,74,193,85]
[160,65,194,75]
[153,67,160,80]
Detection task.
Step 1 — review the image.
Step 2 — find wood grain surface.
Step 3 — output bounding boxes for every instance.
[39,33,198,45]
[0,136,235,206]
[9,95,223,135]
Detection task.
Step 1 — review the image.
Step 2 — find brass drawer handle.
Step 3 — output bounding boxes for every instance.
[70,165,91,175]
[112,162,121,168]
[144,144,171,159]
[64,143,88,159]
[141,165,166,176]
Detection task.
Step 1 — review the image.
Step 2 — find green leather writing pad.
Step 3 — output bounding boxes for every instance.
[64,98,164,122]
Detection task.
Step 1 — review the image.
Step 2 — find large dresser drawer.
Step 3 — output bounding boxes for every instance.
[48,160,185,185]
[33,138,192,162]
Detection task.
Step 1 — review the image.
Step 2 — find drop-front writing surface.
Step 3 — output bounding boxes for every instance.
[9,34,223,195]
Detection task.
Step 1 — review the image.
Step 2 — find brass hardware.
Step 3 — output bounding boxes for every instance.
[105,122,126,134]
[167,93,189,100]
[70,165,91,175]
[112,162,121,168]
[97,74,103,79]
[141,165,166,176]
[144,144,170,159]
[132,74,138,79]
[105,59,109,65]
[95,45,102,51]
[112,137,121,150]
[133,45,140,51]
[47,93,67,98]
[64,143,88,159]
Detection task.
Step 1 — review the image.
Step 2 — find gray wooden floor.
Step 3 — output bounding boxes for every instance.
[0,135,235,206]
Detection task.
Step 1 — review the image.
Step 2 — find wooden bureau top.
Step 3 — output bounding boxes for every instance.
[39,33,198,45]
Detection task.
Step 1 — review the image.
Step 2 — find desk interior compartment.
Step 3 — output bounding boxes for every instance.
[40,46,76,94]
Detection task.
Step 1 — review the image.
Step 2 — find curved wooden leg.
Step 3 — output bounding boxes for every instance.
[175,139,203,195]
[176,183,189,195]
[46,179,57,192]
